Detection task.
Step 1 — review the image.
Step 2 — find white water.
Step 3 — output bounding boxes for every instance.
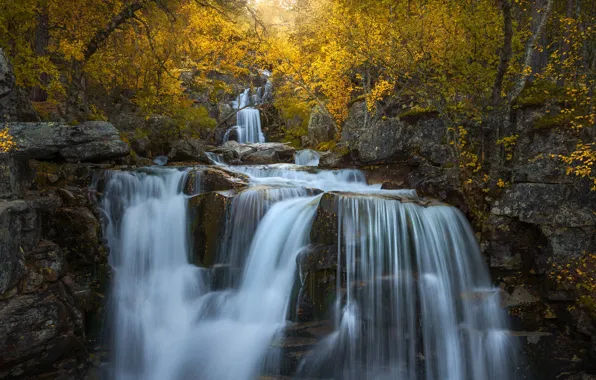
[102,162,518,379]
[224,87,266,144]
[295,149,320,166]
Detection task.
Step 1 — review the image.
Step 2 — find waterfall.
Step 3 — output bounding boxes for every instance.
[295,149,320,166]
[224,85,267,144]
[296,195,517,380]
[101,163,518,379]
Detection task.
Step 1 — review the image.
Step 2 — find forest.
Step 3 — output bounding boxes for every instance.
[0,1,595,379]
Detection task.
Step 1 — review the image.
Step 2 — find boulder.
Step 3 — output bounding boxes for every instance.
[356,116,451,164]
[168,139,209,163]
[8,121,130,162]
[307,107,337,147]
[341,101,368,146]
[0,48,40,122]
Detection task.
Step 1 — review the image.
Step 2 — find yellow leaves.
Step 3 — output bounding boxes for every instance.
[366,79,394,113]
[0,127,15,153]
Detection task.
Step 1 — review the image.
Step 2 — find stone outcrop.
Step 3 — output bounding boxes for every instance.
[0,165,108,379]
[168,139,209,163]
[8,121,130,162]
[185,166,249,195]
[0,49,39,122]
[210,141,295,165]
[307,106,337,148]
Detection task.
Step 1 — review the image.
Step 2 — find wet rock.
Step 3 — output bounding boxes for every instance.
[185,166,249,194]
[307,106,337,147]
[168,139,209,163]
[243,149,278,164]
[8,121,130,162]
[188,191,235,267]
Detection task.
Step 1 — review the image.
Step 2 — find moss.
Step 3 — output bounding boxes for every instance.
[532,112,577,131]
[514,80,571,108]
[398,106,439,124]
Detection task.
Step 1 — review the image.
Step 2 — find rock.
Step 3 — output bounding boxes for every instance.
[0,283,85,378]
[60,139,130,163]
[407,164,466,212]
[27,241,68,283]
[243,149,278,164]
[307,106,337,147]
[0,200,27,295]
[341,101,368,146]
[0,49,40,122]
[130,137,150,157]
[212,142,296,165]
[0,153,33,199]
[8,121,130,162]
[188,191,235,267]
[185,167,249,194]
[168,139,209,163]
[356,116,451,164]
[43,207,102,268]
[491,183,596,228]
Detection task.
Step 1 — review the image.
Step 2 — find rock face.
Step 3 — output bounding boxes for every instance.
[0,49,40,122]
[211,141,295,165]
[307,107,337,147]
[168,139,209,163]
[8,121,130,162]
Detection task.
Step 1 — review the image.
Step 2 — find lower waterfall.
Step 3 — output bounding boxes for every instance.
[100,164,518,380]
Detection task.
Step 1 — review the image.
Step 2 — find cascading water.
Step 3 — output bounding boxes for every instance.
[101,160,518,379]
[295,149,320,166]
[296,195,517,380]
[223,83,268,144]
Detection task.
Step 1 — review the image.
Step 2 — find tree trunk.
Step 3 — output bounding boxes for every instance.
[30,0,49,102]
[492,0,513,106]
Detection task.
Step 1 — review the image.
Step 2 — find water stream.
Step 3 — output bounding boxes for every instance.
[101,161,517,379]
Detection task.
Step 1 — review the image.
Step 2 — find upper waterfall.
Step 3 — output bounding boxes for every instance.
[223,77,271,144]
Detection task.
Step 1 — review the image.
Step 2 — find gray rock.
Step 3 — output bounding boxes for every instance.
[8,121,130,162]
[168,139,209,162]
[491,183,596,227]
[341,101,368,146]
[0,200,27,295]
[213,142,295,164]
[307,107,337,147]
[356,116,451,164]
[0,153,33,199]
[0,283,83,378]
[60,139,130,162]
